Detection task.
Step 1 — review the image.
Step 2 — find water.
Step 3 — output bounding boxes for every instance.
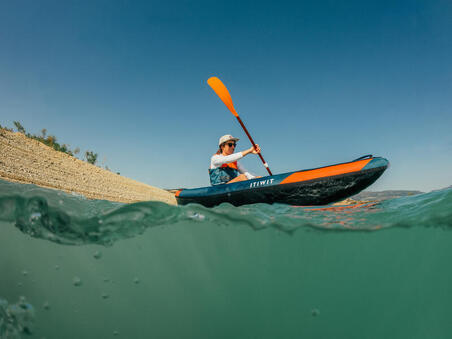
[0,179,451,339]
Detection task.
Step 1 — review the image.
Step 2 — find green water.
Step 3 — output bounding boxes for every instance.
[1,180,451,338]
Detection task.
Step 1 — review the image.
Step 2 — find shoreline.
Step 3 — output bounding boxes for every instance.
[1,128,395,207]
[0,129,177,205]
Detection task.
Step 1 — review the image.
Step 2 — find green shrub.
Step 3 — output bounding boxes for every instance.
[13,121,26,134]
[85,151,98,165]
[2,121,116,171]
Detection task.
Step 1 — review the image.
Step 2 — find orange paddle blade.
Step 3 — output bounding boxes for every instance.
[207,77,239,117]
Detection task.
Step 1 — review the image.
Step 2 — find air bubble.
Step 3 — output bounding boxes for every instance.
[93,251,102,259]
[311,308,320,317]
[43,301,50,310]
[55,265,60,271]
[188,212,205,221]
[133,277,140,284]
[113,330,119,336]
[73,277,82,287]
[30,212,41,222]
[101,293,109,299]
[22,270,29,276]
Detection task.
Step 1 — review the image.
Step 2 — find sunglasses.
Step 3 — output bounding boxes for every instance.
[226,142,236,147]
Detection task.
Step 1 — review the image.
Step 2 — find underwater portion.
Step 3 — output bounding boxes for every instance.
[1,179,451,338]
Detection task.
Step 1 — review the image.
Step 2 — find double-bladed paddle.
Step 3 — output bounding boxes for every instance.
[207,76,273,176]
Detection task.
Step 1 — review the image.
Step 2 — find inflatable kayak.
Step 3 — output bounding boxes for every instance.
[175,155,389,207]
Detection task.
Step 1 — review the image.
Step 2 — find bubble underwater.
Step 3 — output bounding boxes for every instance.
[1,179,452,338]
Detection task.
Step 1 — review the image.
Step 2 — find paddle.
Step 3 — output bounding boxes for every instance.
[207,76,273,176]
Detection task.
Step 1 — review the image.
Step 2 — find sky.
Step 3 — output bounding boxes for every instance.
[1,0,451,192]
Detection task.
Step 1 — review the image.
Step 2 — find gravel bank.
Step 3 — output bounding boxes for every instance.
[0,129,176,205]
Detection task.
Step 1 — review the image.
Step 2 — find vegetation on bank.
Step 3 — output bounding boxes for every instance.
[0,122,117,173]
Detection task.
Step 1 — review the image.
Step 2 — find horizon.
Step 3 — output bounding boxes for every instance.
[1,1,451,192]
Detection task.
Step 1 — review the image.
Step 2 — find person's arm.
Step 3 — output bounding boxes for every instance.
[211,152,244,168]
[237,163,256,179]
[241,144,261,156]
[211,145,262,168]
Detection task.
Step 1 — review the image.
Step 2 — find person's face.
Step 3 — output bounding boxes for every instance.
[222,141,236,155]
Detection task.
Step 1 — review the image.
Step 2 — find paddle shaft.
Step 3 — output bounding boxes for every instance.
[236,116,273,176]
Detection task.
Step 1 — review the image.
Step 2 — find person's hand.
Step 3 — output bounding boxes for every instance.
[250,144,260,154]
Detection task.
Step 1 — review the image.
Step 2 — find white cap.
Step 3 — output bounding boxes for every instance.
[218,134,239,146]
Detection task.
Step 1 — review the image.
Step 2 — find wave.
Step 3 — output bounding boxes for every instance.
[0,180,451,246]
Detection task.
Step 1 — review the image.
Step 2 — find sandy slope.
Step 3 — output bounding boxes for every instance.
[0,129,176,205]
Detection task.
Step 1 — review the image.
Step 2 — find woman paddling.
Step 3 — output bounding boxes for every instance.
[209,134,260,185]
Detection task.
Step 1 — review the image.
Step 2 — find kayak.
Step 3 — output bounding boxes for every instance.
[175,155,389,207]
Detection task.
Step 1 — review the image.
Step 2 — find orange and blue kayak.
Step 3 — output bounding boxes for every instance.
[175,155,389,207]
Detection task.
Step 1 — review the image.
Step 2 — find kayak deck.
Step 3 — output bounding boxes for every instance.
[176,156,389,207]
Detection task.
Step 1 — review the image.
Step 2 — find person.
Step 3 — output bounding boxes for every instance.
[209,134,260,185]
